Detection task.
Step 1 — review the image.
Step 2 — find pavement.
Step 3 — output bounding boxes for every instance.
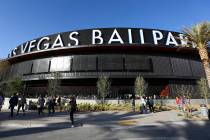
[0,109,210,140]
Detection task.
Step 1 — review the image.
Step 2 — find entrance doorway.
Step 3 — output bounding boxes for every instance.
[146,78,169,97]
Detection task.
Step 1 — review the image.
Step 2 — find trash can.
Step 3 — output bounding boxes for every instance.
[208,109,210,120]
[200,104,208,117]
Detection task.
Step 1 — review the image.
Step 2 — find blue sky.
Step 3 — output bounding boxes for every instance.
[0,0,209,58]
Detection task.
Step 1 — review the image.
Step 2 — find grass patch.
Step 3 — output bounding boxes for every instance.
[118,119,138,125]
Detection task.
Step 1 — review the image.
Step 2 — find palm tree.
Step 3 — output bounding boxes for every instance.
[182,21,210,87]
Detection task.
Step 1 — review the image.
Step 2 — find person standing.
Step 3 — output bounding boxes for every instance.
[69,96,77,127]
[16,94,26,116]
[37,95,45,116]
[9,93,18,117]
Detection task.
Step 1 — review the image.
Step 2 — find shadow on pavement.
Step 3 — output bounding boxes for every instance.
[0,111,70,122]
[1,111,210,139]
[107,120,210,140]
[0,111,145,138]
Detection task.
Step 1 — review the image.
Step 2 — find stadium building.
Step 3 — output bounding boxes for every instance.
[0,28,207,98]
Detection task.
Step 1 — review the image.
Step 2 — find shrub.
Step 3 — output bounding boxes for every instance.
[76,103,139,112]
[28,101,37,110]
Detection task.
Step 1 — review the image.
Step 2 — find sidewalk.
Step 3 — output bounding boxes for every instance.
[0,109,208,128]
[118,110,184,125]
[0,110,74,128]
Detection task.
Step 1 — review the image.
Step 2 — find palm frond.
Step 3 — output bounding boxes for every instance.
[182,21,210,49]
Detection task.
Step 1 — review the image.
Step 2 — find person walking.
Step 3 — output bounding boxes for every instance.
[146,96,150,112]
[0,92,4,112]
[186,96,192,116]
[181,95,187,112]
[69,96,77,127]
[16,93,26,116]
[175,96,181,110]
[9,93,18,117]
[149,96,154,113]
[62,96,68,112]
[140,96,146,114]
[47,95,53,115]
[52,96,56,114]
[37,95,45,116]
[57,96,61,112]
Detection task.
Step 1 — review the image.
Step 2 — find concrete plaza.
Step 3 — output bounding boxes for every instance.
[0,110,210,140]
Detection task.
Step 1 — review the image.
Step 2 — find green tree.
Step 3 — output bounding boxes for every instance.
[0,60,10,82]
[135,76,148,98]
[47,72,61,96]
[182,21,210,87]
[134,76,148,112]
[170,84,194,98]
[197,78,209,106]
[5,77,23,97]
[97,75,111,104]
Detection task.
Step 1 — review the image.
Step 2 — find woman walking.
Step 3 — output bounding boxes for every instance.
[140,96,146,114]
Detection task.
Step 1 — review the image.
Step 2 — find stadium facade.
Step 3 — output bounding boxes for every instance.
[0,28,207,98]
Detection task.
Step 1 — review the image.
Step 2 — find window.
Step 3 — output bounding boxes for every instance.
[98,55,123,71]
[125,55,152,71]
[72,55,96,71]
[32,58,50,73]
[50,56,71,72]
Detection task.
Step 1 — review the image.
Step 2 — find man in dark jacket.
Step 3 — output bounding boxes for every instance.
[149,96,154,113]
[16,93,26,116]
[69,96,77,127]
[52,96,56,114]
[9,93,18,117]
[0,91,4,112]
[47,95,53,115]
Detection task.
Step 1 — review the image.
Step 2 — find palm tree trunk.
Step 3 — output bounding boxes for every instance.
[199,47,209,61]
[202,60,210,90]
[205,95,208,107]
[198,48,210,107]
[199,48,210,88]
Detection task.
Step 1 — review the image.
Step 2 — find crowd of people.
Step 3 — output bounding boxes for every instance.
[2,93,160,116]
[175,95,192,115]
[0,93,77,127]
[0,92,194,127]
[140,95,157,114]
[36,94,77,127]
